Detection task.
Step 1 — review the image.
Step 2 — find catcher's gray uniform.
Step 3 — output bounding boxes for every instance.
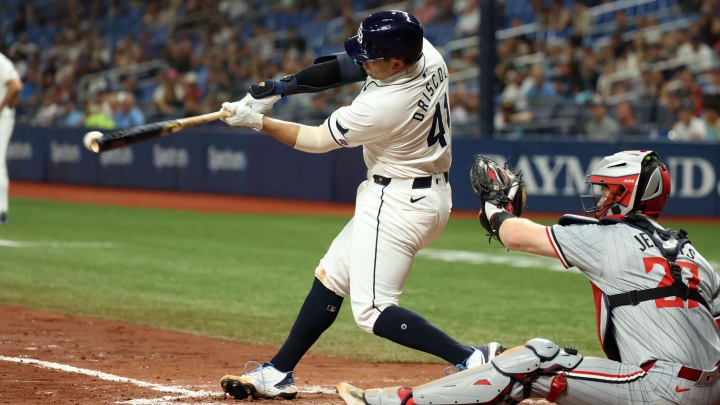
[542,215,720,404]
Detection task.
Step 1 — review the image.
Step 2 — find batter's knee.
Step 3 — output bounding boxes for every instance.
[314,266,349,298]
[350,300,391,333]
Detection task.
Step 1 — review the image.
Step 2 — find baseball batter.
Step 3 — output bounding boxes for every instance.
[0,52,22,225]
[338,151,720,405]
[218,10,501,400]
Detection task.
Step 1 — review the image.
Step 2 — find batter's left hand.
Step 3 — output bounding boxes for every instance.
[220,102,264,130]
[224,93,280,115]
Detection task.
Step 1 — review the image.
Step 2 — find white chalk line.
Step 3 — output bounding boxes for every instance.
[0,239,116,248]
[419,248,579,273]
[1,355,336,404]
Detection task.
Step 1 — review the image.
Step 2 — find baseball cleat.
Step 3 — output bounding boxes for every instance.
[444,342,506,375]
[337,382,368,405]
[467,342,506,368]
[221,361,297,400]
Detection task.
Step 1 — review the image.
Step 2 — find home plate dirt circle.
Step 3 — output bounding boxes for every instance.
[0,306,446,404]
[0,307,554,404]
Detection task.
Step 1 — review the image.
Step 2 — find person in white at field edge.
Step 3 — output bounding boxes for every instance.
[0,52,22,225]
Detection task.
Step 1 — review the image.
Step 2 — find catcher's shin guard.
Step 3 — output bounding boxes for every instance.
[411,338,582,404]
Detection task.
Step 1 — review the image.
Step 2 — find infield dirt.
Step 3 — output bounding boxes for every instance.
[3,181,553,404]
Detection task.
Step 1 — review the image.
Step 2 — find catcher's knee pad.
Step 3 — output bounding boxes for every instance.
[412,338,582,405]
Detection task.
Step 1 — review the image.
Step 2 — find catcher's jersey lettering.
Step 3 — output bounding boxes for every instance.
[634,232,654,251]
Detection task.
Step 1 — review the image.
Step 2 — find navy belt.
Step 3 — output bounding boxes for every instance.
[372,172,449,189]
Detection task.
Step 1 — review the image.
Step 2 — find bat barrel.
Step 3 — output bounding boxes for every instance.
[91,120,182,153]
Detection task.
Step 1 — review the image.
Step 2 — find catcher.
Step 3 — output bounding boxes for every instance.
[338,150,720,405]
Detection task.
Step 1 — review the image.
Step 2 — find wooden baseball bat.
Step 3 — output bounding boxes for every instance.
[83,109,232,153]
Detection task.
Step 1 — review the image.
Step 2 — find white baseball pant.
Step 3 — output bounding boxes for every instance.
[0,114,14,214]
[316,172,451,332]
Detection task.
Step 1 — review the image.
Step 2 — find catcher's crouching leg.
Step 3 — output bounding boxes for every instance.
[411,338,581,405]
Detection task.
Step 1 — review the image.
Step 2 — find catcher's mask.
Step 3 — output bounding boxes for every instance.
[581,150,671,218]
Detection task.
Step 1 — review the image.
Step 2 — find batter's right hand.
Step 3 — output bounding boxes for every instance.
[220,102,264,130]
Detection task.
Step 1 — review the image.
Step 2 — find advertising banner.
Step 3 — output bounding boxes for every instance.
[8,127,719,216]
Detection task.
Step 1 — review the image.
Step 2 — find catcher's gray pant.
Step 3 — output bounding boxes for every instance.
[0,113,13,214]
[527,357,720,405]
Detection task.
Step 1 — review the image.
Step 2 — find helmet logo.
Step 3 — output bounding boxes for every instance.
[623,179,635,183]
[357,24,364,44]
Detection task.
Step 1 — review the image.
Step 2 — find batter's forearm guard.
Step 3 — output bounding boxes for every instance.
[250,53,367,99]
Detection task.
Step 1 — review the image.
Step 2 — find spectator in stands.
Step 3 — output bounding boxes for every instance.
[613,10,630,34]
[656,92,684,132]
[553,61,582,98]
[522,63,557,104]
[570,1,591,35]
[276,27,307,56]
[113,92,145,129]
[32,93,62,126]
[164,38,193,73]
[55,100,84,127]
[615,101,645,136]
[669,103,706,141]
[702,68,720,95]
[500,70,528,111]
[547,0,570,31]
[180,72,203,117]
[495,100,533,136]
[677,34,715,72]
[153,69,183,116]
[84,100,115,129]
[703,102,720,141]
[585,100,620,140]
[454,0,479,37]
[414,0,454,25]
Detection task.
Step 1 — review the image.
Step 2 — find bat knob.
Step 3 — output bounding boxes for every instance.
[83,131,104,153]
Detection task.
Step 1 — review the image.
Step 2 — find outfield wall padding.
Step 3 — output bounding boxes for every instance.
[8,126,720,216]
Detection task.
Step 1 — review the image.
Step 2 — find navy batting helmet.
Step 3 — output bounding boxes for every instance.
[344,10,424,63]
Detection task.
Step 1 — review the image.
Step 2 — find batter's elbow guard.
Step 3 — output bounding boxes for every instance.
[314,52,367,83]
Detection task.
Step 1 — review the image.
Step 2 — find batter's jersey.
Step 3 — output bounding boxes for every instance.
[547,218,720,370]
[325,38,451,178]
[0,53,19,119]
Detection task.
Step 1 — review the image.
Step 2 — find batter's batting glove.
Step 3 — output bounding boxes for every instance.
[250,75,298,98]
[220,102,264,131]
[223,93,281,116]
[469,155,526,243]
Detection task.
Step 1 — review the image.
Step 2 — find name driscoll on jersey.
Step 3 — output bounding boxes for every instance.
[412,65,449,122]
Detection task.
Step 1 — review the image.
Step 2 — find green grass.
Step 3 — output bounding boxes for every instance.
[1,197,718,362]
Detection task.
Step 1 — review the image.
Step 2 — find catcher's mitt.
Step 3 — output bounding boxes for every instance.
[469,155,526,239]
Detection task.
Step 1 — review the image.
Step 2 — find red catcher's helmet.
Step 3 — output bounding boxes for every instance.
[582,150,671,218]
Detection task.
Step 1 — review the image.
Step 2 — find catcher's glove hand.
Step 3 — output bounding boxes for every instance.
[469,155,526,242]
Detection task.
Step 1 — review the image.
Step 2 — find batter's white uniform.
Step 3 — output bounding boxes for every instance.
[0,52,19,216]
[536,216,720,404]
[317,39,452,332]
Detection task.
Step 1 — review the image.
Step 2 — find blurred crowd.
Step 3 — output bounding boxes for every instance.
[494,0,720,141]
[0,0,718,141]
[0,0,477,131]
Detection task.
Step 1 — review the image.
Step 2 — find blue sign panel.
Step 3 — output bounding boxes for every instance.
[8,126,720,216]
